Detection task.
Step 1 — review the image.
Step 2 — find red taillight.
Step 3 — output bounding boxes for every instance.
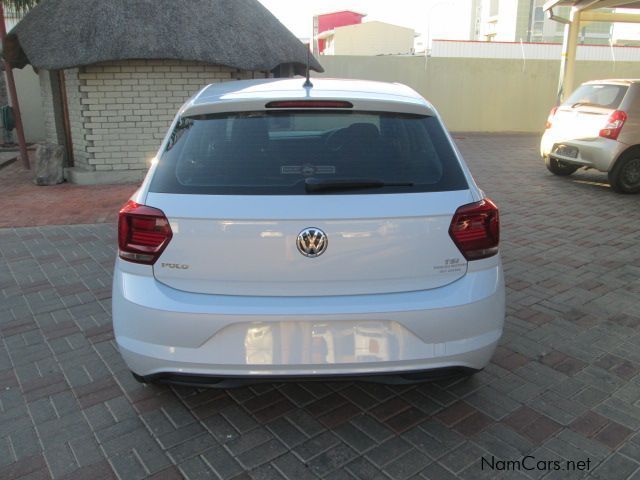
[118,200,172,265]
[449,199,500,261]
[599,110,627,140]
[265,100,353,109]
[545,106,558,129]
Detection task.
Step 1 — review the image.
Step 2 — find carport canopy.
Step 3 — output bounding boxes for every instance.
[543,0,640,101]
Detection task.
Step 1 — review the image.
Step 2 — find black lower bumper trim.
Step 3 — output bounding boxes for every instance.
[133,366,480,388]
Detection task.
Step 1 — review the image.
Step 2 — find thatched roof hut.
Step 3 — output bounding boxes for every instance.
[3,0,323,75]
[2,0,324,184]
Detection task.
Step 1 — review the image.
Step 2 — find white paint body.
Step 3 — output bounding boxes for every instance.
[112,78,505,379]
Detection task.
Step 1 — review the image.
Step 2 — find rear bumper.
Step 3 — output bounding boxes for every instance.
[540,131,626,172]
[136,366,481,388]
[112,259,505,378]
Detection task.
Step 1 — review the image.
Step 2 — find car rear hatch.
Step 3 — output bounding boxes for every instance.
[144,108,476,297]
[145,191,474,296]
[551,83,628,140]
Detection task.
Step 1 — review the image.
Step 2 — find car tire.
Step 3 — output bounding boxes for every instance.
[544,156,578,176]
[609,150,640,194]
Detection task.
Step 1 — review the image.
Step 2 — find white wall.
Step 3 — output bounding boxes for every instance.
[612,8,640,44]
[315,54,640,132]
[4,17,46,143]
[38,70,58,145]
[10,66,46,143]
[326,21,415,56]
[478,0,519,41]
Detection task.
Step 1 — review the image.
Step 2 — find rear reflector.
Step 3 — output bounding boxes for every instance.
[265,100,353,109]
[118,200,172,265]
[599,110,627,140]
[449,199,500,261]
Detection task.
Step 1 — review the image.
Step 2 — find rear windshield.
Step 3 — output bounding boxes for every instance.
[562,84,628,109]
[149,111,468,195]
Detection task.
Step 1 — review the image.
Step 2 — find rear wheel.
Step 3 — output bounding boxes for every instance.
[545,156,578,176]
[609,150,640,194]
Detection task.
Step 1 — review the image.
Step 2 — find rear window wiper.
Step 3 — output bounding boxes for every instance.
[304,177,414,193]
[570,102,600,108]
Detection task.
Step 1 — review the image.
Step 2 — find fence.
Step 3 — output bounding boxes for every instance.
[314,55,639,132]
[431,39,640,62]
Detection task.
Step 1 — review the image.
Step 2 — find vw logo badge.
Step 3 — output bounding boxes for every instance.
[297,228,328,258]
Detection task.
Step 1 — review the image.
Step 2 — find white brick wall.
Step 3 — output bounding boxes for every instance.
[42,60,268,175]
[39,70,58,145]
[64,68,90,169]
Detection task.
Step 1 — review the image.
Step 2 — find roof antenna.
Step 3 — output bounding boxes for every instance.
[303,46,313,88]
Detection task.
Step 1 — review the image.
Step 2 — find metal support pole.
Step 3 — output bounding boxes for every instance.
[557,9,581,104]
[0,4,30,169]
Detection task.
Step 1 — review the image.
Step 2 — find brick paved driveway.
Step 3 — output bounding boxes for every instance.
[1,134,639,480]
[0,160,137,228]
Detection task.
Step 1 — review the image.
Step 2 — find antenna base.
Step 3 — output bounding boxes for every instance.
[303,47,313,88]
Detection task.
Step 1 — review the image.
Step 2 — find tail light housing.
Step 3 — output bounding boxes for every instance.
[118,201,172,265]
[545,106,558,129]
[449,199,500,261]
[599,110,627,140]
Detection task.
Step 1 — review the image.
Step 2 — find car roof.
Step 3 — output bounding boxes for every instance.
[181,78,436,117]
[583,79,640,86]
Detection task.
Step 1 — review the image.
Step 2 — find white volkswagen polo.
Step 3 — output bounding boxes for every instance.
[112,78,505,387]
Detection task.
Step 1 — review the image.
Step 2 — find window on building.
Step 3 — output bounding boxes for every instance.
[533,21,544,36]
[534,6,544,22]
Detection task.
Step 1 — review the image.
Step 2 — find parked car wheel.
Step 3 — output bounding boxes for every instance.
[609,149,640,194]
[545,156,578,176]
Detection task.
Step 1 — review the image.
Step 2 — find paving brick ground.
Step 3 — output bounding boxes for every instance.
[0,158,138,228]
[1,133,639,479]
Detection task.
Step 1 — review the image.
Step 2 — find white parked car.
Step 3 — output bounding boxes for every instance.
[541,79,640,193]
[112,78,505,387]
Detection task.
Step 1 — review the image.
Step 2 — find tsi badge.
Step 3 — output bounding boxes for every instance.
[297,228,328,258]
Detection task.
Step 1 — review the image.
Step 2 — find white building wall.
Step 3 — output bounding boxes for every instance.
[38,70,58,144]
[612,8,640,44]
[325,21,415,56]
[479,0,519,41]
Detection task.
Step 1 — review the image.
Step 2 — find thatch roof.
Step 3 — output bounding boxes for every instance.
[3,0,323,74]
